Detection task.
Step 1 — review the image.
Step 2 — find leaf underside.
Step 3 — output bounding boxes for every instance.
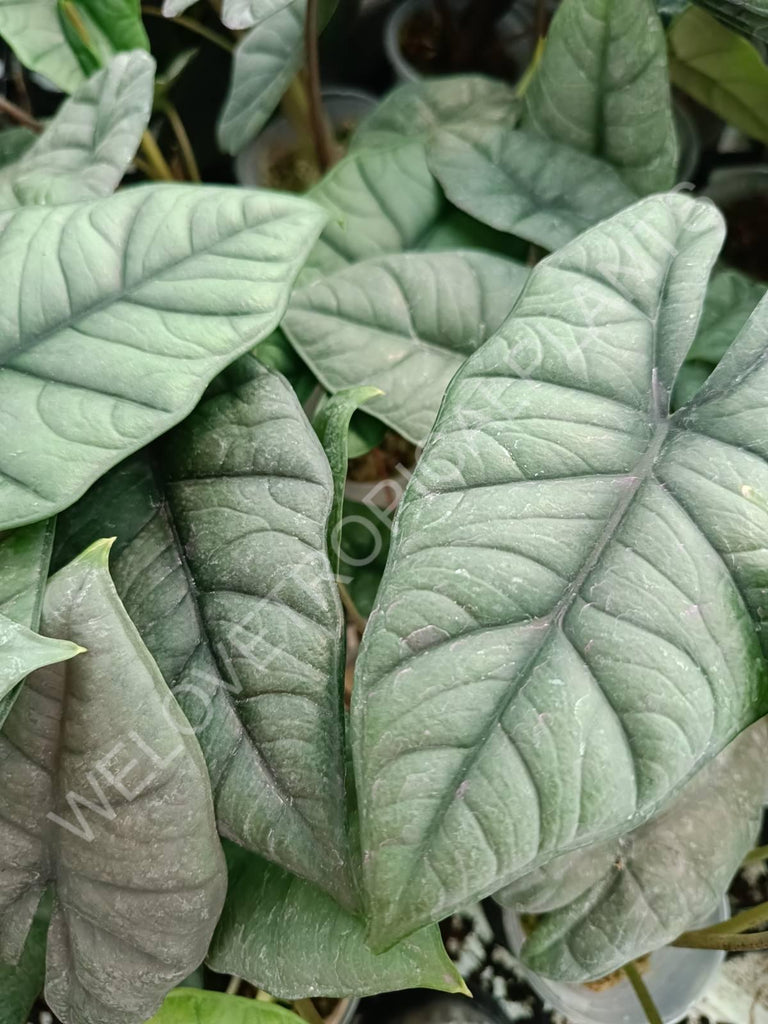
[352,193,768,950]
[0,51,155,211]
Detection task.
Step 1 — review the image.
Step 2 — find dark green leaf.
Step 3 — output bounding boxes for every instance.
[0,896,48,1024]
[207,842,466,999]
[0,540,227,1024]
[54,367,357,910]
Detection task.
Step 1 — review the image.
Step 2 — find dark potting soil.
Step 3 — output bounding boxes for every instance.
[399,10,520,83]
[721,193,768,282]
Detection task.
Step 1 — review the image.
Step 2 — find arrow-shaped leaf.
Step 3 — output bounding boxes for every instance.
[0,183,326,530]
[352,193,768,950]
[0,50,154,211]
[0,540,227,1024]
[54,366,357,909]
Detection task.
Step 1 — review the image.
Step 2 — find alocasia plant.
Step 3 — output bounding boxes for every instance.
[352,192,768,950]
[1,0,768,1019]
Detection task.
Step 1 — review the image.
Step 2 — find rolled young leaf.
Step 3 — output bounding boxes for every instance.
[351,193,768,950]
[0,183,326,530]
[147,989,302,1024]
[0,0,148,93]
[284,251,528,445]
[506,718,768,981]
[313,386,384,575]
[54,366,358,910]
[522,0,678,194]
[207,841,466,999]
[0,540,227,1024]
[0,50,155,211]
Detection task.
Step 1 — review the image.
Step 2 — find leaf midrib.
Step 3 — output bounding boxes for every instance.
[1,200,291,369]
[373,376,676,934]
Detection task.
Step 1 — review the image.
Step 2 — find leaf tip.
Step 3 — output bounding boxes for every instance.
[78,536,116,568]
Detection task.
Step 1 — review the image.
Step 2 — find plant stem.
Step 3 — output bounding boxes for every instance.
[225,975,242,995]
[142,5,234,52]
[338,581,367,634]
[623,962,663,1024]
[140,130,175,181]
[304,0,335,173]
[0,96,42,133]
[676,899,768,940]
[743,843,768,865]
[161,101,201,181]
[672,930,768,951]
[293,999,324,1024]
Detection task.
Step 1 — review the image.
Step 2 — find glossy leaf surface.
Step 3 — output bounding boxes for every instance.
[352,193,768,949]
[669,6,768,144]
[0,184,325,530]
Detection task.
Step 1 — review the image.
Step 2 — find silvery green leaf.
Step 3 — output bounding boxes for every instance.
[0,0,148,93]
[510,719,768,980]
[221,0,294,29]
[284,251,528,444]
[207,842,466,999]
[305,141,444,279]
[427,123,637,252]
[694,0,768,40]
[54,367,358,910]
[353,75,520,151]
[217,0,303,155]
[0,540,227,1024]
[522,0,678,194]
[0,520,59,724]
[0,183,326,530]
[0,50,154,211]
[351,193,768,950]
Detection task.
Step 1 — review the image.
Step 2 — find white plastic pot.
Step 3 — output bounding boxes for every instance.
[502,899,728,1024]
[234,88,377,188]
